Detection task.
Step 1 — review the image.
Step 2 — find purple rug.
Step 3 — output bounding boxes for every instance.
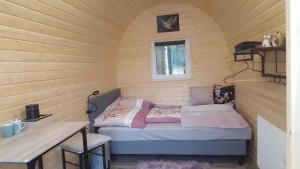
[135,160,210,169]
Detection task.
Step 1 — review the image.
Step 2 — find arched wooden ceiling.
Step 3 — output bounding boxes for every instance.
[80,0,285,47]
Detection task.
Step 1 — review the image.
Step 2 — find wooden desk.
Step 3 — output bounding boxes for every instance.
[0,122,89,169]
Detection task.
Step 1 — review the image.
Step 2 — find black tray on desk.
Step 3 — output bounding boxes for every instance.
[23,114,52,122]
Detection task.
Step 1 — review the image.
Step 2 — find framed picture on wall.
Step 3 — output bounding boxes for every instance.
[157,14,179,33]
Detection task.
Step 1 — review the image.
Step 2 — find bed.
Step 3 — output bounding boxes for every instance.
[87,88,251,165]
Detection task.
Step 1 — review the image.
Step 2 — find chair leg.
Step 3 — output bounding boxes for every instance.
[101,145,106,169]
[107,160,110,169]
[61,149,66,169]
[79,154,84,169]
[238,156,245,165]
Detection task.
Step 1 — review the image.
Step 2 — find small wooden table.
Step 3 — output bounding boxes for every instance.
[0,122,89,169]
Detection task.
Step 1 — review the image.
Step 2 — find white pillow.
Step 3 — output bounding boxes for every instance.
[189,87,214,105]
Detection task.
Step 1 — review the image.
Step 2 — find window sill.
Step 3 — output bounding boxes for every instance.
[152,75,191,81]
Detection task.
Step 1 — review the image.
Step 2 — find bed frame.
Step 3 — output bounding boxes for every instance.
[87,88,248,165]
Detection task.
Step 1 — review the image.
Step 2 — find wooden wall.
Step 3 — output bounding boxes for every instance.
[115,0,287,164]
[0,0,286,168]
[116,2,231,105]
[205,0,287,163]
[0,0,120,168]
[0,0,122,123]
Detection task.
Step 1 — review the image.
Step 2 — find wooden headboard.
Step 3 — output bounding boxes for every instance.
[87,88,121,133]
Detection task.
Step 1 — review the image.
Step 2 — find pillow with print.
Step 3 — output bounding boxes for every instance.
[213,85,235,107]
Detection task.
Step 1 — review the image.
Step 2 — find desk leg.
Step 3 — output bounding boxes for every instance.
[101,144,106,169]
[27,160,36,169]
[27,156,43,169]
[38,157,43,169]
[26,156,43,169]
[81,127,89,169]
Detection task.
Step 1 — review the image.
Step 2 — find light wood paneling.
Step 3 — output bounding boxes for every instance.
[116,2,231,105]
[0,0,286,168]
[0,0,119,168]
[0,0,119,123]
[114,0,286,164]
[202,0,287,163]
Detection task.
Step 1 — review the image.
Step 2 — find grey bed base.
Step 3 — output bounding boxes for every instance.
[87,88,248,165]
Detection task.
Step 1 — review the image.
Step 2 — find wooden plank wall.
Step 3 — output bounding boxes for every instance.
[0,0,122,123]
[115,0,287,164]
[116,2,231,105]
[0,0,121,168]
[0,0,286,168]
[200,0,287,163]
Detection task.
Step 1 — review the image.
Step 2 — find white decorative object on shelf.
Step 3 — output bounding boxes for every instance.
[262,34,272,47]
[272,33,279,47]
[274,31,285,47]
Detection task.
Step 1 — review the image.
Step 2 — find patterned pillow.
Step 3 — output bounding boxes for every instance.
[213,85,235,107]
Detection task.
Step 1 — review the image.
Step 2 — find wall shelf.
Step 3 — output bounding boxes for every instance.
[233,47,286,81]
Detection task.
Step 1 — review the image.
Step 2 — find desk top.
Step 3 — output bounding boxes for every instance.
[0,121,89,163]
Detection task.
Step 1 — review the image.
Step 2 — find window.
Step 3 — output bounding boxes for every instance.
[151,39,191,80]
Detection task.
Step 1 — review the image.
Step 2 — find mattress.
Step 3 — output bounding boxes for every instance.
[98,123,251,141]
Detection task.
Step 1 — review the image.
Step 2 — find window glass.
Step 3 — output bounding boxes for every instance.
[152,40,190,80]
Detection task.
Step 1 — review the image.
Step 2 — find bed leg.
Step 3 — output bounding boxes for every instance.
[238,156,245,165]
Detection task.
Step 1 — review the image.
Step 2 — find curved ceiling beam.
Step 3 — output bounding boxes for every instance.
[93,0,284,48]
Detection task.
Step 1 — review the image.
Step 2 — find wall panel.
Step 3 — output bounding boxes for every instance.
[116,2,231,105]
[114,0,287,164]
[203,0,287,163]
[0,0,119,168]
[0,0,286,168]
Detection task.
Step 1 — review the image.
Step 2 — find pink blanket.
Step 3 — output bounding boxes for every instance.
[181,104,249,128]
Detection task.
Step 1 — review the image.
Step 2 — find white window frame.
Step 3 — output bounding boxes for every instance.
[151,39,191,81]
